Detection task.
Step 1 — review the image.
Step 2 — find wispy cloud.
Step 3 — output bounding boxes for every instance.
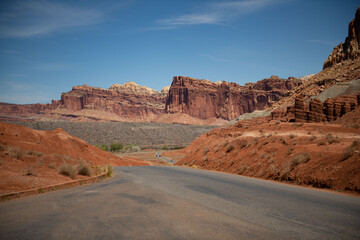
[305,40,337,46]
[0,0,104,38]
[151,0,289,29]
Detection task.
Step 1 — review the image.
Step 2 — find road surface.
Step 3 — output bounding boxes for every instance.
[0,166,359,240]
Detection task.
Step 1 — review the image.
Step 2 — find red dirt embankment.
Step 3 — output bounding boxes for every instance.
[0,121,148,194]
[176,118,360,194]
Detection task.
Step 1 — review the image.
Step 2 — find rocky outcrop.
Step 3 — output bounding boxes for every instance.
[0,83,167,122]
[59,84,166,120]
[323,7,360,69]
[293,93,360,122]
[165,76,303,121]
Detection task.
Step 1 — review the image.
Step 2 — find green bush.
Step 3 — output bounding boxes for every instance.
[111,143,123,152]
[123,145,141,152]
[100,144,108,151]
[106,165,113,177]
[162,145,169,150]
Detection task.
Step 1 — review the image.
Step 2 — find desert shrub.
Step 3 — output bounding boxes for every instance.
[203,147,209,155]
[289,134,296,139]
[226,144,234,153]
[10,146,24,159]
[293,123,304,128]
[23,166,37,176]
[282,153,310,179]
[279,137,286,144]
[341,140,360,161]
[202,156,208,162]
[317,141,326,146]
[59,163,77,179]
[310,135,317,141]
[274,120,280,125]
[26,150,44,157]
[106,165,113,177]
[48,163,57,169]
[239,140,248,149]
[0,144,5,151]
[259,128,264,133]
[161,145,169,150]
[100,144,108,151]
[111,143,123,152]
[287,146,294,155]
[292,153,310,165]
[123,145,141,152]
[78,165,93,176]
[37,158,45,166]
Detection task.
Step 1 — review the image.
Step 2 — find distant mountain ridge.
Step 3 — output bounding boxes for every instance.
[0,76,302,124]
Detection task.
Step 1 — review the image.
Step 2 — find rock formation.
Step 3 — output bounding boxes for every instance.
[165,76,303,120]
[58,83,167,121]
[292,93,360,122]
[323,7,360,69]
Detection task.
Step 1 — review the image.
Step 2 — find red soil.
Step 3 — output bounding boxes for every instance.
[0,121,148,194]
[176,119,360,194]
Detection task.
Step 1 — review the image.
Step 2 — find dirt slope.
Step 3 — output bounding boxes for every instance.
[176,119,360,194]
[0,121,148,194]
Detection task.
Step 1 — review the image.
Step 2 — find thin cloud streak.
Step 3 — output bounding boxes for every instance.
[155,0,289,27]
[0,0,104,38]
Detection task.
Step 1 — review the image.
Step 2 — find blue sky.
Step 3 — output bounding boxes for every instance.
[0,0,359,104]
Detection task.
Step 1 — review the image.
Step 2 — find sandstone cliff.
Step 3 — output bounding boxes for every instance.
[323,7,360,69]
[58,83,166,120]
[165,76,303,121]
[293,93,360,123]
[0,83,167,122]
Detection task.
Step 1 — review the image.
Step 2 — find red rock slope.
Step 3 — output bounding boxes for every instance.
[0,121,148,194]
[177,120,360,194]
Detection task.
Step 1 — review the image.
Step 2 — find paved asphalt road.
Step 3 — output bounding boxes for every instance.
[1,166,359,240]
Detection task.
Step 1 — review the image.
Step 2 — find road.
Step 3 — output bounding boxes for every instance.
[156,151,174,164]
[0,166,359,240]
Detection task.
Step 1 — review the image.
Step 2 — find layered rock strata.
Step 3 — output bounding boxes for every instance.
[293,93,360,122]
[165,76,303,121]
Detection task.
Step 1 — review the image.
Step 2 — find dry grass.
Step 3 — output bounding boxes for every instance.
[26,150,44,157]
[59,163,77,179]
[226,144,234,153]
[48,163,57,169]
[23,166,37,176]
[310,135,317,141]
[341,140,360,161]
[106,165,113,177]
[78,165,93,176]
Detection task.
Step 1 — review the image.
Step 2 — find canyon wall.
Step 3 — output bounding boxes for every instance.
[165,76,303,120]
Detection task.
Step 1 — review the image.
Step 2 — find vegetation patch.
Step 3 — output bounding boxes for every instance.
[59,163,77,179]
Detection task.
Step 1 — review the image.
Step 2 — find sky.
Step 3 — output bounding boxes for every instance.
[0,0,359,104]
